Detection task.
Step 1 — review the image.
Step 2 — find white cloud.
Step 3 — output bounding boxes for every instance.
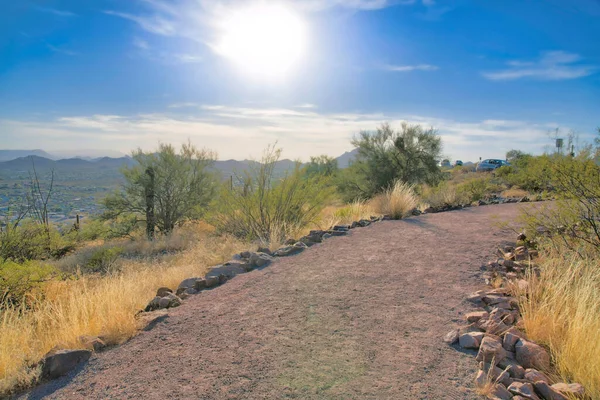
[383,64,439,72]
[0,106,568,162]
[482,51,597,81]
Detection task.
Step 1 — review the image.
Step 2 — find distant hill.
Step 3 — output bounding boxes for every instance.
[0,149,357,176]
[0,150,56,162]
[336,149,359,168]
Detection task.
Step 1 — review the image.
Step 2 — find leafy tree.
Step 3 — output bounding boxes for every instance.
[338,122,443,201]
[506,149,528,163]
[102,143,218,237]
[305,155,338,177]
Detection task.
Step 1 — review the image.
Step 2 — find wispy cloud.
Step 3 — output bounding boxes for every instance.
[47,44,77,56]
[104,10,178,36]
[482,51,597,81]
[383,64,439,72]
[132,37,150,50]
[0,105,567,161]
[33,6,76,17]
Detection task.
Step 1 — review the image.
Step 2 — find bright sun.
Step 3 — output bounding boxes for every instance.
[215,3,307,79]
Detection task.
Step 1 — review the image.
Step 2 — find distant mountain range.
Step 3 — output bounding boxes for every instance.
[0,149,360,176]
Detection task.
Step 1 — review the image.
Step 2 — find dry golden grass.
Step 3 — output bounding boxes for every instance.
[501,187,529,198]
[517,247,600,398]
[0,228,247,395]
[370,181,418,219]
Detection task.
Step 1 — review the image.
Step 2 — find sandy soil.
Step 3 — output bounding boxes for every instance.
[22,203,526,400]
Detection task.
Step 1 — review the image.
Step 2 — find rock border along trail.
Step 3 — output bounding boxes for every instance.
[23,204,526,400]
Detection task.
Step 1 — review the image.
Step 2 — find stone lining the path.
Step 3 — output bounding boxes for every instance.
[445,233,587,400]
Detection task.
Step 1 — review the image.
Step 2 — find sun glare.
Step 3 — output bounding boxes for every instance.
[215,3,307,79]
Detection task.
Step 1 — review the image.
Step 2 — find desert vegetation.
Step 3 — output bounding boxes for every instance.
[1,123,600,396]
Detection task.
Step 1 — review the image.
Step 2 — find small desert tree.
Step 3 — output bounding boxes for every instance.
[215,145,333,245]
[102,142,218,238]
[305,155,338,177]
[338,122,443,201]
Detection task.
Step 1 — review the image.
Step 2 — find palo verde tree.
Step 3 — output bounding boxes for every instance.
[338,122,443,201]
[304,155,338,177]
[102,142,218,238]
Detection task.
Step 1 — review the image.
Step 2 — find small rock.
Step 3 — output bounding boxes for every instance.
[466,311,489,323]
[551,383,585,398]
[515,339,550,370]
[489,383,513,400]
[249,252,275,267]
[474,370,488,388]
[443,329,459,344]
[332,225,350,231]
[156,287,172,297]
[503,332,521,353]
[524,368,550,384]
[322,233,332,239]
[239,250,252,259]
[177,277,202,290]
[158,297,171,309]
[507,381,540,399]
[497,357,525,379]
[274,245,305,257]
[77,336,106,352]
[517,232,527,241]
[459,332,484,349]
[144,296,162,312]
[533,381,567,400]
[41,349,92,379]
[326,230,347,236]
[194,279,206,291]
[256,246,273,255]
[476,336,507,363]
[205,276,220,288]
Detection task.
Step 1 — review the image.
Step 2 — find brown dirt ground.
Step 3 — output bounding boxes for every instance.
[22,203,527,400]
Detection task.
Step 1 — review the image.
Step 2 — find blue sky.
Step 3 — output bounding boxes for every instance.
[1,0,599,161]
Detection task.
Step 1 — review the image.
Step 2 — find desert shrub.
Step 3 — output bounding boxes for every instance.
[501,187,529,198]
[517,245,600,398]
[520,156,600,252]
[337,122,443,201]
[0,260,57,306]
[0,221,73,262]
[370,181,418,219]
[421,182,468,208]
[215,146,333,244]
[85,246,124,274]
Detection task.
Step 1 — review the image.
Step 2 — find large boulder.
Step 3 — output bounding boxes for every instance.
[41,349,92,379]
[515,339,550,370]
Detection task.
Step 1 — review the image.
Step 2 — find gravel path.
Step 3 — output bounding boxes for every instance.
[23,203,525,400]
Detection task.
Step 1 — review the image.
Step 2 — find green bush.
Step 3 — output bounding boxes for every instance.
[519,156,600,252]
[214,146,333,244]
[0,221,74,262]
[85,246,124,274]
[0,260,57,306]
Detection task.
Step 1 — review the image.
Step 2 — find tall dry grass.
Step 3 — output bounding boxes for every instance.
[370,181,418,219]
[316,201,375,229]
[517,247,600,398]
[0,230,247,395]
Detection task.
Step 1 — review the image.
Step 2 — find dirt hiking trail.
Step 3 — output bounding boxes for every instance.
[23,203,525,400]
